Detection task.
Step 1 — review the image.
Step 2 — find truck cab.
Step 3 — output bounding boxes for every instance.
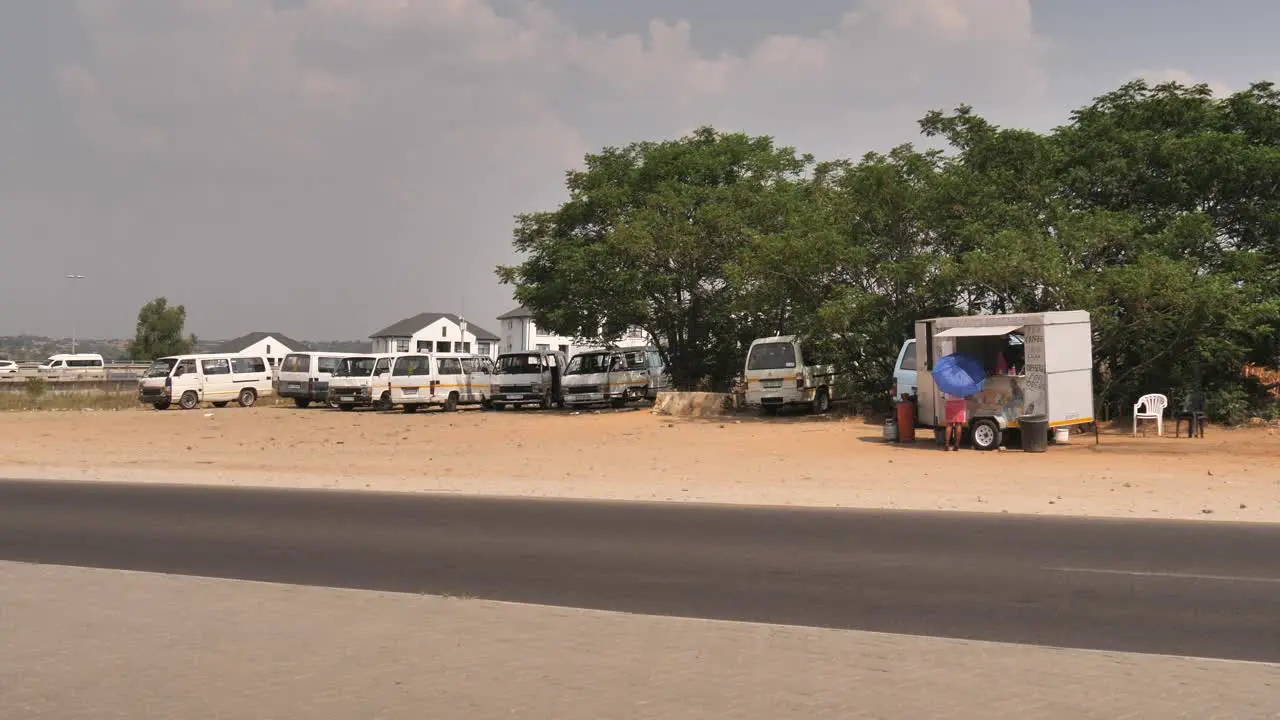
[743,335,837,414]
[491,350,566,410]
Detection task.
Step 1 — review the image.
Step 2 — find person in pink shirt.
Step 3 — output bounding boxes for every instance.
[944,393,967,451]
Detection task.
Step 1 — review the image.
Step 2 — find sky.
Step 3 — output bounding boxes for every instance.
[3,0,1279,342]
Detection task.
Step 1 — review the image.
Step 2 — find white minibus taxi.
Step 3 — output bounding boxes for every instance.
[38,353,106,379]
[137,354,274,410]
[388,353,493,413]
[277,351,362,409]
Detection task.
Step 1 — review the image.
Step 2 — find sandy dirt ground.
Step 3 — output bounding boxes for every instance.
[2,405,1279,522]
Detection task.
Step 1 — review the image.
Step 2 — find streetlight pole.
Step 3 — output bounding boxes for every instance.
[65,274,85,354]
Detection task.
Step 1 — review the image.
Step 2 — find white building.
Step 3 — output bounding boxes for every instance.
[209,332,309,368]
[369,312,500,359]
[496,306,650,357]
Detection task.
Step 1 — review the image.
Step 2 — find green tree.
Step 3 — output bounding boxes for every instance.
[498,127,814,390]
[128,297,196,360]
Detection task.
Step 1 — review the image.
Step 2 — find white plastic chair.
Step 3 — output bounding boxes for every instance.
[1133,393,1168,436]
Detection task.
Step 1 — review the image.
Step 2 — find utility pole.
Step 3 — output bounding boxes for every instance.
[65,274,85,354]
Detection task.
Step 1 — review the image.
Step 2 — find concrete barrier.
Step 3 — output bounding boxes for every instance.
[651,391,734,418]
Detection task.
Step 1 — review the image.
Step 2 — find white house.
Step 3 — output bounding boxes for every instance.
[496,306,650,357]
[209,332,309,368]
[369,312,500,359]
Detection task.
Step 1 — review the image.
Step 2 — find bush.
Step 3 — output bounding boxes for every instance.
[1206,386,1250,426]
[23,376,47,401]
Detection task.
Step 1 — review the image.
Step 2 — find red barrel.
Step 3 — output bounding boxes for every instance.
[896,399,916,443]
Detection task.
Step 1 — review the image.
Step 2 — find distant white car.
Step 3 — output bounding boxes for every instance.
[0,360,19,376]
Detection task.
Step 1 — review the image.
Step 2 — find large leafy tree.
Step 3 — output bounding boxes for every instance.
[128,297,196,361]
[498,127,814,390]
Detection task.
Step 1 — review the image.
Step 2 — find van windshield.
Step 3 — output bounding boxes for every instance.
[281,354,309,373]
[565,353,609,375]
[746,342,796,370]
[496,355,541,374]
[335,357,377,377]
[145,358,178,378]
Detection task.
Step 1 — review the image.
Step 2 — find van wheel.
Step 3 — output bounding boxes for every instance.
[212,402,229,408]
[339,404,355,412]
[294,398,310,409]
[493,403,505,411]
[811,387,830,415]
[377,392,392,411]
[971,418,1002,451]
[153,400,171,411]
[178,391,199,410]
[444,393,459,412]
[403,403,418,414]
[611,397,627,409]
[238,388,257,408]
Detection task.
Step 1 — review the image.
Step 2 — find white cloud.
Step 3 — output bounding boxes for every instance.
[1130,68,1233,97]
[48,0,1050,338]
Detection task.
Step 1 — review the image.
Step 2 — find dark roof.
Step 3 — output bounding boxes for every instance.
[371,312,499,342]
[496,306,532,320]
[210,332,311,354]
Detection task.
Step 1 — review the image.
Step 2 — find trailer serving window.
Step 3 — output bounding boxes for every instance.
[934,325,1027,376]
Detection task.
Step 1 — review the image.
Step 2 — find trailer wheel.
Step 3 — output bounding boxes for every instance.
[971,418,1002,451]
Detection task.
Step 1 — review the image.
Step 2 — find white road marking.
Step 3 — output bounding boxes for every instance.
[1047,567,1280,584]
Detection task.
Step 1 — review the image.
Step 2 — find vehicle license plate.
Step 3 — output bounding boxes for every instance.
[340,396,355,402]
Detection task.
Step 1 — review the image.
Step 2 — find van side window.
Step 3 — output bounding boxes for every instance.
[232,357,266,374]
[177,359,197,375]
[460,358,478,374]
[437,357,462,375]
[202,358,231,375]
[901,341,917,371]
[317,357,340,374]
[373,358,391,375]
[625,352,647,370]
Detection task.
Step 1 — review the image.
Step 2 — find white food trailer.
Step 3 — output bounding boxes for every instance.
[913,310,1094,450]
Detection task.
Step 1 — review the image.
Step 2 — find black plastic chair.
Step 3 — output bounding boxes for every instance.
[1174,393,1206,439]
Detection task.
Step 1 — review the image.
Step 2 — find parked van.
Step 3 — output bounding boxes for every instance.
[276,351,361,408]
[491,350,567,410]
[326,354,395,411]
[742,335,840,414]
[137,354,274,410]
[38,353,106,379]
[561,347,655,409]
[891,339,918,401]
[388,353,493,413]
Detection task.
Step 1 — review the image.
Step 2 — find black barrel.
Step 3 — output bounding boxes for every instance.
[1019,415,1049,452]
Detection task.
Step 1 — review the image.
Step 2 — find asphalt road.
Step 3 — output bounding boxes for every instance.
[2,478,1278,663]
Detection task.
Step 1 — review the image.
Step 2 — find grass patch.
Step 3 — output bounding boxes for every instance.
[0,390,139,411]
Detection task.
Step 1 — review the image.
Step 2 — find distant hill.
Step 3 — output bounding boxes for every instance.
[2,336,369,362]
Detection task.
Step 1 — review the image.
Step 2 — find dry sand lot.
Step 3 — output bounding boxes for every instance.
[5,399,1274,517]
[1,405,1278,521]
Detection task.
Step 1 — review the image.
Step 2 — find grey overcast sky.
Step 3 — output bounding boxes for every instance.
[2,1,1278,341]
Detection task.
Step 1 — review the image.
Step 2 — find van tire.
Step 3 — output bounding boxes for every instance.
[153,401,171,411]
[178,391,199,410]
[493,402,505,411]
[212,401,229,408]
[377,392,392,411]
[811,387,830,414]
[327,398,340,410]
[971,418,1002,451]
[444,393,459,412]
[294,398,310,409]
[403,403,418,414]
[611,396,627,409]
[338,404,355,412]
[238,388,257,408]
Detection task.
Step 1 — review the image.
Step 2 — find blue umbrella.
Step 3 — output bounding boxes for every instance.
[932,353,987,398]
